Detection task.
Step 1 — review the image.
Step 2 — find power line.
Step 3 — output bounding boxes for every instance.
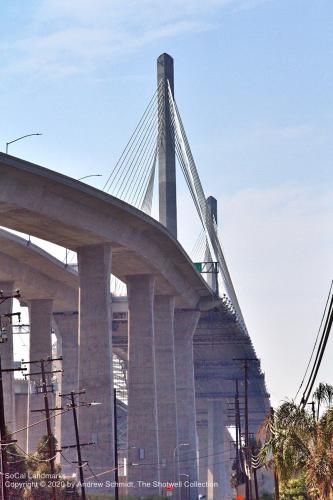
[295,280,333,401]
[300,281,333,407]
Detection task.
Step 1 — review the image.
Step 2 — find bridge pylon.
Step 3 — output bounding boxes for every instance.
[157,53,177,238]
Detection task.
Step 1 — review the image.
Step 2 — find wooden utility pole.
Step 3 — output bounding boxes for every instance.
[41,360,57,483]
[270,407,280,500]
[60,389,97,500]
[235,384,239,481]
[0,356,9,500]
[0,356,27,500]
[244,361,251,500]
[23,356,63,500]
[234,358,260,500]
[252,445,259,500]
[70,391,87,500]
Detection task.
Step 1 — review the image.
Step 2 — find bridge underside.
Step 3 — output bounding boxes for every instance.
[0,153,271,498]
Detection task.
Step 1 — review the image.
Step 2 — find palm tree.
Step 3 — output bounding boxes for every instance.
[258,402,313,483]
[313,383,333,420]
[314,383,326,421]
[258,390,333,499]
[305,408,333,499]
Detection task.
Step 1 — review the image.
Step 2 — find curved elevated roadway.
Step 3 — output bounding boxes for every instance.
[0,153,212,308]
[0,153,270,495]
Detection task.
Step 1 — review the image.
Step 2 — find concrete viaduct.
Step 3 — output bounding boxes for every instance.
[0,222,269,498]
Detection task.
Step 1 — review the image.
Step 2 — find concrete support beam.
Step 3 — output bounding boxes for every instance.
[54,311,79,473]
[154,295,178,488]
[174,309,200,500]
[77,244,114,481]
[207,400,227,500]
[27,299,54,452]
[0,281,15,431]
[157,53,177,238]
[197,425,208,499]
[14,381,28,452]
[127,275,160,496]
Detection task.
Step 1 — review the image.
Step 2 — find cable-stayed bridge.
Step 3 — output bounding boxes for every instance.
[103,54,245,329]
[0,53,271,499]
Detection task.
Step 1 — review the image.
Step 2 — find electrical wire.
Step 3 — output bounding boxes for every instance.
[295,280,333,401]
[6,407,71,439]
[301,288,333,407]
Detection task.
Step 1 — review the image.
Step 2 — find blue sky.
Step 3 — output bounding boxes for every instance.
[1,0,333,405]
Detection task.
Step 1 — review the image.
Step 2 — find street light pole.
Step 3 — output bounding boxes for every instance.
[78,174,102,181]
[114,389,119,500]
[174,443,189,500]
[179,473,190,500]
[6,133,42,154]
[64,174,103,266]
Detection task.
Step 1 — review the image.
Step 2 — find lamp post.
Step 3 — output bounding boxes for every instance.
[179,473,190,500]
[174,443,189,499]
[78,174,102,181]
[64,174,103,266]
[6,133,42,154]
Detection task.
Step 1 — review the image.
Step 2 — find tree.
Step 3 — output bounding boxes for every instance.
[4,428,29,499]
[258,386,333,499]
[24,434,66,499]
[313,383,333,420]
[280,476,308,499]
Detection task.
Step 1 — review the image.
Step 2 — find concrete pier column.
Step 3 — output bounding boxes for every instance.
[154,295,178,489]
[197,424,209,499]
[207,400,227,500]
[174,309,200,500]
[54,311,79,472]
[77,244,114,479]
[27,299,54,452]
[0,281,15,431]
[127,275,160,496]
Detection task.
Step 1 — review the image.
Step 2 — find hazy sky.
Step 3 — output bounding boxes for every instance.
[1,0,333,406]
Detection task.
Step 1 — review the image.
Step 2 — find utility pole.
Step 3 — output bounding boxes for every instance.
[114,389,119,500]
[0,290,20,305]
[234,358,260,500]
[23,356,63,500]
[270,407,280,500]
[0,288,21,343]
[0,357,26,500]
[0,291,23,500]
[234,380,241,494]
[0,356,8,500]
[244,361,250,500]
[252,445,259,500]
[70,391,86,500]
[60,390,99,500]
